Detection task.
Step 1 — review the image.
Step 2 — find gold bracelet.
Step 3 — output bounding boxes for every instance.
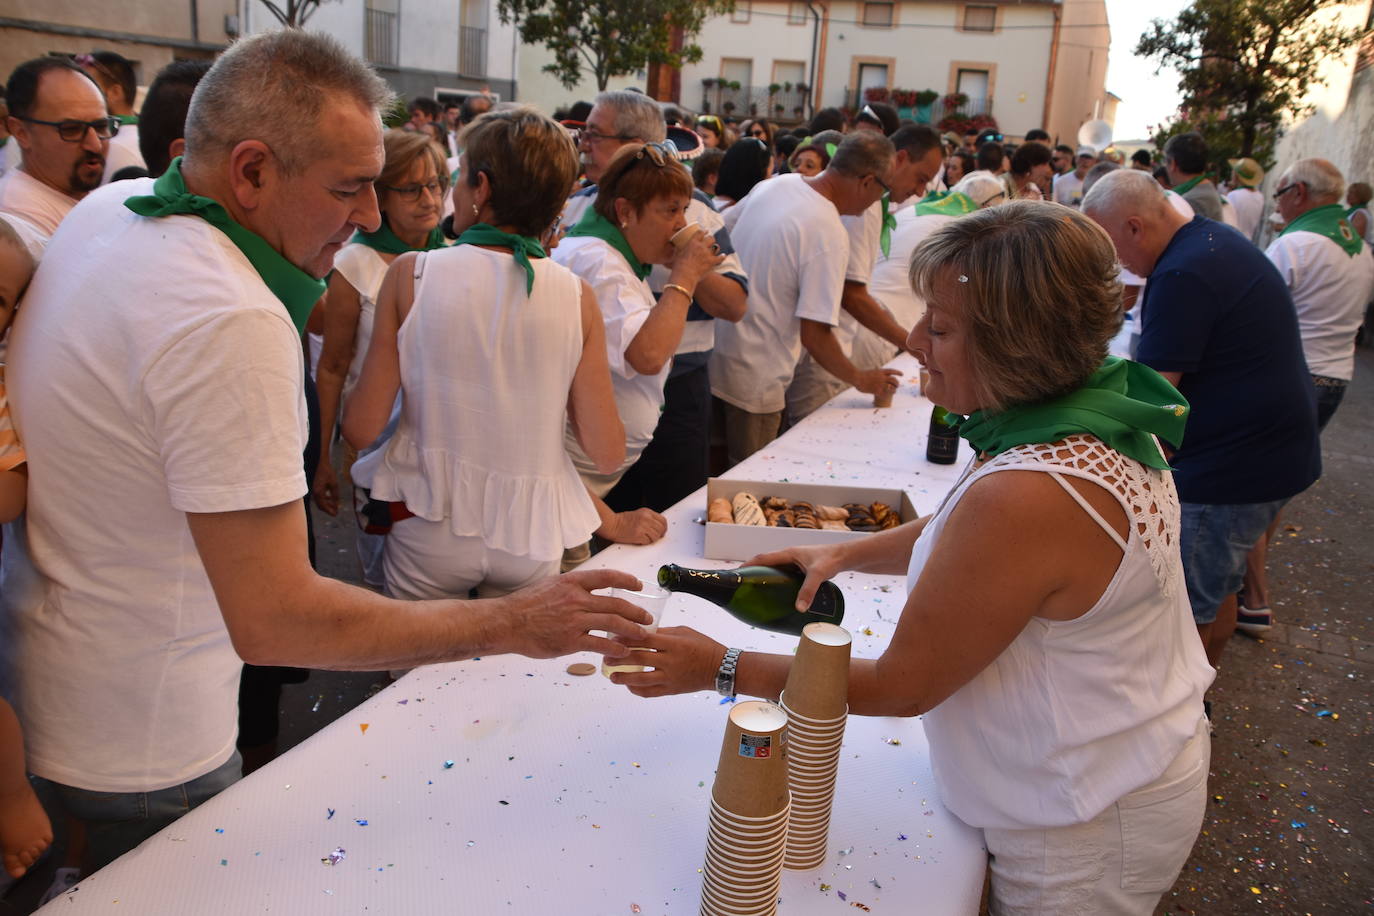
[663,282,695,301]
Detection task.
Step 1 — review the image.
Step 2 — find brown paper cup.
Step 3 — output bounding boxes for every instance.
[671,222,706,250]
[873,386,895,408]
[711,701,790,818]
[710,797,790,825]
[781,624,852,720]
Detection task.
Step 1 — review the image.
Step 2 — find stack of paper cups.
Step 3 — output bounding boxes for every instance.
[702,701,790,916]
[779,623,851,870]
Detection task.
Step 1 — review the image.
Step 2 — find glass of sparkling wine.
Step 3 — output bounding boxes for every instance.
[601,587,670,677]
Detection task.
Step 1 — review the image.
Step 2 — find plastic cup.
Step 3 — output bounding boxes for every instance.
[671,222,706,249]
[711,701,790,818]
[601,587,669,676]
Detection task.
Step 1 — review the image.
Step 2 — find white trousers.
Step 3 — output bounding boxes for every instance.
[983,719,1211,915]
[383,516,560,600]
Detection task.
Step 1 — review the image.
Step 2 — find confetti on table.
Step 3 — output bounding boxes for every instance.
[837,890,847,901]
[214,828,224,834]
[819,884,831,892]
[499,800,510,805]
[631,905,642,913]
[322,847,346,866]
[359,723,369,734]
[355,818,368,826]
[443,760,455,769]
[220,859,228,866]
[327,809,335,820]
[870,878,882,889]
[883,737,902,746]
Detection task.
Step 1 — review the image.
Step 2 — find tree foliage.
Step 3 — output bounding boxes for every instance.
[497,0,735,92]
[256,0,336,28]
[1137,0,1367,162]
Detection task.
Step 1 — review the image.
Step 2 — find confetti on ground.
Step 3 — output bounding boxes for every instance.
[359,723,369,734]
[322,847,346,866]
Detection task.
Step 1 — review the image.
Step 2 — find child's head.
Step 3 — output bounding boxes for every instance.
[1347,181,1372,208]
[0,218,35,336]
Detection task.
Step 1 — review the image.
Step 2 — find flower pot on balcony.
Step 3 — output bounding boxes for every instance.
[915,102,934,123]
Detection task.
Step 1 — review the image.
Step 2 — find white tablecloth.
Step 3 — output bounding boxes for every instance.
[41,354,986,914]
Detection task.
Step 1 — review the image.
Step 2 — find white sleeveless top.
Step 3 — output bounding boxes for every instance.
[354,246,601,560]
[332,242,390,399]
[907,435,1214,830]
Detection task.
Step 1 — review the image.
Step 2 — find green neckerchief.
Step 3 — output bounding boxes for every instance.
[1280,202,1363,257]
[124,157,324,333]
[915,190,977,218]
[957,357,1189,471]
[796,138,838,160]
[351,217,447,256]
[1171,174,1205,196]
[115,114,138,126]
[878,192,896,258]
[455,223,547,295]
[565,207,651,280]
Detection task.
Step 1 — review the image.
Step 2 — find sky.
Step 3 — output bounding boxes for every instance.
[1103,0,1193,141]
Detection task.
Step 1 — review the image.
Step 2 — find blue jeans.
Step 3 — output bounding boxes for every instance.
[1179,500,1288,625]
[39,750,241,875]
[1313,377,1347,431]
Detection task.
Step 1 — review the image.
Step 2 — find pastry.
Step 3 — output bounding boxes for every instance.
[871,502,900,530]
[815,504,848,521]
[764,507,784,526]
[732,492,766,526]
[708,497,733,524]
[761,495,789,511]
[774,509,796,528]
[845,503,879,531]
[819,519,849,531]
[793,513,819,530]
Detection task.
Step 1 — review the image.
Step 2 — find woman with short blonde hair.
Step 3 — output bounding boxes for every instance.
[619,201,1215,915]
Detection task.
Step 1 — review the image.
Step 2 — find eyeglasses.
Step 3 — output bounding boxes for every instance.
[579,127,637,146]
[16,116,120,142]
[1272,183,1300,200]
[870,173,892,195]
[383,179,448,202]
[635,142,673,167]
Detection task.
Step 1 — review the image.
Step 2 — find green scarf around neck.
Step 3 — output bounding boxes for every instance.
[1280,203,1363,257]
[915,190,978,218]
[957,357,1189,471]
[1171,174,1206,197]
[454,223,547,295]
[878,192,897,258]
[124,158,324,333]
[351,217,447,256]
[565,208,651,280]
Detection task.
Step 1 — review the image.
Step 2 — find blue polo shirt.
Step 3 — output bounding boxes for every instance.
[1136,216,1321,505]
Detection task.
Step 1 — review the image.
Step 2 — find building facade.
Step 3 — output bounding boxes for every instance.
[0,0,515,108]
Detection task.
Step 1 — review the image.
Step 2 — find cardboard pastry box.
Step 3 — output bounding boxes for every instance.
[704,477,918,562]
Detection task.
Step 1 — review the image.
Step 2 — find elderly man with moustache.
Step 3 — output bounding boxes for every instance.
[7,30,649,876]
[0,57,112,254]
[1081,170,1320,676]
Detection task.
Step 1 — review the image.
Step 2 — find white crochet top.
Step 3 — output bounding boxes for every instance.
[908,435,1214,830]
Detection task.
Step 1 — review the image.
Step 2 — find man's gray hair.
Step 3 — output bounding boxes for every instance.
[1081,168,1170,219]
[185,29,393,174]
[952,172,1008,208]
[1080,160,1120,198]
[829,131,895,180]
[593,90,667,144]
[1280,157,1344,202]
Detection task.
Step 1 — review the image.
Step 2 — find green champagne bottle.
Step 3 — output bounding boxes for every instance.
[656,564,845,636]
[926,405,960,464]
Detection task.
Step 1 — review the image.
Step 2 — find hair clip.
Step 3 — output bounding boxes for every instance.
[957,274,969,283]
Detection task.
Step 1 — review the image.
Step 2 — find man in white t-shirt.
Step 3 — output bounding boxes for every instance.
[1225,156,1266,244]
[77,51,147,181]
[0,57,111,253]
[1052,146,1096,207]
[7,30,648,877]
[711,132,903,464]
[788,125,947,422]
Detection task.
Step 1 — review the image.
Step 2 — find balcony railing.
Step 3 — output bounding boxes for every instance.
[459,26,487,76]
[946,96,993,120]
[700,84,810,122]
[365,8,398,67]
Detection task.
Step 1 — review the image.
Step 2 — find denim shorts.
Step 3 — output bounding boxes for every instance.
[1179,499,1288,624]
[39,750,242,876]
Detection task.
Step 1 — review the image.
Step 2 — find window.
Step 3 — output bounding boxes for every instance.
[364,0,400,67]
[962,5,997,32]
[787,1,807,25]
[731,1,751,23]
[861,1,894,27]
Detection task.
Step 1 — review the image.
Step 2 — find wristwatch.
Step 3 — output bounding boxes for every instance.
[716,647,742,697]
